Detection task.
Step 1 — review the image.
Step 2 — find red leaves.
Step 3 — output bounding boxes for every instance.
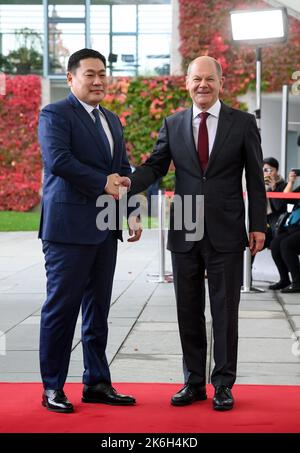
[0,75,41,211]
[178,0,300,103]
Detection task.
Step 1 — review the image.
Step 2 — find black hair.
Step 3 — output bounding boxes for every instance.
[263,157,279,170]
[67,48,106,73]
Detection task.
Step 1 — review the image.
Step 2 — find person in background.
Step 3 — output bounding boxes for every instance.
[262,157,287,248]
[269,170,300,292]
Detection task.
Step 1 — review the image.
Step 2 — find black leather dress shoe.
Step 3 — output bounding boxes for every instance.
[171,384,207,406]
[213,386,234,411]
[42,389,74,413]
[82,383,136,406]
[281,282,300,293]
[269,280,290,290]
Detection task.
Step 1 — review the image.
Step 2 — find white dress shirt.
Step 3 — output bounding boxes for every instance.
[192,99,221,154]
[76,97,114,157]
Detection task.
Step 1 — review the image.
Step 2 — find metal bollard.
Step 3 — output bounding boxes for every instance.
[241,191,264,293]
[147,189,173,283]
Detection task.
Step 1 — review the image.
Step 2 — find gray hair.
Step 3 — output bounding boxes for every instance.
[187,57,223,78]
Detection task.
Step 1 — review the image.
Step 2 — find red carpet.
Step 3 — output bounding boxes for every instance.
[0,383,299,433]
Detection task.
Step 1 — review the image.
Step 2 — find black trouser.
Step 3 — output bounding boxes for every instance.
[171,234,243,389]
[40,233,118,390]
[270,226,300,283]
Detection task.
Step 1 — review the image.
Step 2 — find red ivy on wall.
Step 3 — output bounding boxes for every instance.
[0,75,41,211]
[178,0,300,104]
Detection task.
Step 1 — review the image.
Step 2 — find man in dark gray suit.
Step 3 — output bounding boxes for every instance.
[119,56,266,410]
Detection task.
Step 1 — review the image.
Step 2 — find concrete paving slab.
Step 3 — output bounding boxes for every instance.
[239,300,281,311]
[146,297,176,306]
[133,322,179,332]
[238,338,300,363]
[4,325,40,351]
[0,373,42,382]
[238,318,293,338]
[236,375,300,384]
[139,306,178,323]
[238,310,284,319]
[119,330,182,355]
[0,351,40,374]
[291,316,300,329]
[279,293,300,303]
[237,362,300,378]
[240,293,277,301]
[109,306,144,318]
[284,305,300,316]
[109,354,183,383]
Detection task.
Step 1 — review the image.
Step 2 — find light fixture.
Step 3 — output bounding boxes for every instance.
[230,8,288,46]
[230,7,288,128]
[230,8,288,294]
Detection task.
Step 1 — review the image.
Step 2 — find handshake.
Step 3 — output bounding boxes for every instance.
[104,173,131,199]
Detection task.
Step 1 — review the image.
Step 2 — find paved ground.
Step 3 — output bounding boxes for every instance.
[0,230,300,386]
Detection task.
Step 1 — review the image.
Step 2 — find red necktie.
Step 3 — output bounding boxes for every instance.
[197,112,210,171]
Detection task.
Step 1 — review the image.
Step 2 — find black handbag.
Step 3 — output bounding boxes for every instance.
[274,212,290,236]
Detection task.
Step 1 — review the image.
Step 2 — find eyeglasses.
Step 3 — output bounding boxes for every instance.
[263,168,273,173]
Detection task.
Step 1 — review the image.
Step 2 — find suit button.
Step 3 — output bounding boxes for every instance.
[202,177,206,182]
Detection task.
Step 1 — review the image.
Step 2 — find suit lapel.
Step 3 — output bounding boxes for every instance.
[181,107,203,174]
[67,93,112,166]
[205,102,234,174]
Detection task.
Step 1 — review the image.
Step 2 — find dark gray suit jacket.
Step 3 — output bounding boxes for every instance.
[130,102,267,253]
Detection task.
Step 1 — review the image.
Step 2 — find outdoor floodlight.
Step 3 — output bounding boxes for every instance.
[230,8,288,45]
[230,8,289,293]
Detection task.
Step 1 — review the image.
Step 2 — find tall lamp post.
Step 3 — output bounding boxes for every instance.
[230,8,288,129]
[229,8,288,293]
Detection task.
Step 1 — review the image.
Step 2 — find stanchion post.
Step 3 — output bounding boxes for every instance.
[147,189,173,283]
[281,84,289,180]
[158,189,165,282]
[241,191,264,293]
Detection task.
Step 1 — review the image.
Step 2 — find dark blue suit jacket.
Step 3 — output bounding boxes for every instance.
[38,92,132,244]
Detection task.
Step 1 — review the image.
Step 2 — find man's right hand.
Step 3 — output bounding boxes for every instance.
[104,174,131,199]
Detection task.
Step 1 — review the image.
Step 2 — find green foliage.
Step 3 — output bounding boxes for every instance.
[178,0,300,99]
[0,28,43,75]
[102,76,191,189]
[0,211,40,231]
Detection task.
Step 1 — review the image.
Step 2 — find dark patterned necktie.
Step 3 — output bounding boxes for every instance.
[197,112,210,171]
[92,108,111,159]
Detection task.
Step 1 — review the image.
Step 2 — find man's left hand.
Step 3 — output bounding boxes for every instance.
[128,215,142,242]
[249,232,265,255]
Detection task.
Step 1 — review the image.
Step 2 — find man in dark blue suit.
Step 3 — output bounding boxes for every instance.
[38,48,141,413]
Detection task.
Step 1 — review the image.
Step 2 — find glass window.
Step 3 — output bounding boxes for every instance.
[112,5,136,33]
[49,22,85,74]
[90,3,110,59]
[138,34,170,75]
[138,4,172,34]
[48,1,85,19]
[90,34,110,60]
[0,3,43,74]
[91,5,110,35]
[0,3,43,55]
[111,35,136,76]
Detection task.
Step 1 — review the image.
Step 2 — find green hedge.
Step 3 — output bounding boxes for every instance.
[102,76,191,189]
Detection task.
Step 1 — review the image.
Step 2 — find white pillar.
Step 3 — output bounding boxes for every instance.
[170,0,182,75]
[41,77,51,108]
